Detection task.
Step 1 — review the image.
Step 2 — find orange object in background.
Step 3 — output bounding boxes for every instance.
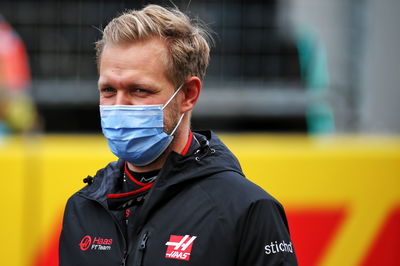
[0,17,30,92]
[0,16,39,135]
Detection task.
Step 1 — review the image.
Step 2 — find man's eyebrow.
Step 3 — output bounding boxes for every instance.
[97,80,160,91]
[125,82,161,91]
[97,78,111,88]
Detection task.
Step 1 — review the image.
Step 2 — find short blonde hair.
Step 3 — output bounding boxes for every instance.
[96,4,212,86]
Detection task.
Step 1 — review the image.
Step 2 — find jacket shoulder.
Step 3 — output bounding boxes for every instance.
[200,170,279,206]
[198,172,297,265]
[195,170,287,233]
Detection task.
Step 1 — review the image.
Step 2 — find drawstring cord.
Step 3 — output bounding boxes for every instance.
[83,176,94,185]
[193,138,215,162]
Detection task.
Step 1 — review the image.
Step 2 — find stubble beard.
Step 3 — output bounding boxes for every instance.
[147,98,182,168]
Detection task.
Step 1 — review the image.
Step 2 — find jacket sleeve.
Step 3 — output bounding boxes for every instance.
[59,197,78,266]
[236,199,298,266]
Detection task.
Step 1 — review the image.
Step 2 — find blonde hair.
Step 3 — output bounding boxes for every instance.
[95,4,212,86]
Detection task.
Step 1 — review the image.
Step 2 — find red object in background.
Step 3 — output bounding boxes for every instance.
[0,19,31,92]
[35,206,400,266]
[361,205,400,266]
[36,209,347,266]
[34,221,60,266]
[286,208,347,266]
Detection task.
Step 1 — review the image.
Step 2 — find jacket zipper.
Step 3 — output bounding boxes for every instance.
[121,253,128,266]
[78,193,128,266]
[136,231,149,266]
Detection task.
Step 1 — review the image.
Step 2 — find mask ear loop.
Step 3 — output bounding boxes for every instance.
[170,113,185,136]
[163,83,185,137]
[162,83,184,110]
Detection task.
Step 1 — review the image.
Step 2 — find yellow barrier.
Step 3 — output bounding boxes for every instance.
[223,135,400,266]
[0,134,399,266]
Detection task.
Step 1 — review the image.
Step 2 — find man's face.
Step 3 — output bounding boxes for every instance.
[98,37,181,134]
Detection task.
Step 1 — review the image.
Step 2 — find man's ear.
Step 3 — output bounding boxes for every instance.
[180,76,201,113]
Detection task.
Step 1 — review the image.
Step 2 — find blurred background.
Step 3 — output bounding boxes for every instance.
[0,0,399,266]
[0,0,398,135]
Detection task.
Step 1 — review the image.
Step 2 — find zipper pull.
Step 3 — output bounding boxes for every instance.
[139,232,149,250]
[136,232,149,266]
[121,251,127,266]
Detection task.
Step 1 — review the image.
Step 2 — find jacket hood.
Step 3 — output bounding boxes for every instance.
[78,130,244,229]
[156,130,244,189]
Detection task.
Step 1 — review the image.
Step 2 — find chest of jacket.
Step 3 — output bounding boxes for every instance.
[62,181,238,266]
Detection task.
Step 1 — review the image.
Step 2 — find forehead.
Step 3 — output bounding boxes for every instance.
[99,37,172,85]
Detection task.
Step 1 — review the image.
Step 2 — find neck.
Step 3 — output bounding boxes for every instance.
[126,119,190,173]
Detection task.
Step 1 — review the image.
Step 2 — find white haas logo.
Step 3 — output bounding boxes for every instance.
[165,235,197,261]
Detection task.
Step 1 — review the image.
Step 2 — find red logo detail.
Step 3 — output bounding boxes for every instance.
[165,235,197,261]
[79,235,92,251]
[79,235,113,251]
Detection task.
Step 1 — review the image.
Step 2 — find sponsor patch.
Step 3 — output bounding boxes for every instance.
[79,235,113,251]
[165,235,197,261]
[265,240,294,255]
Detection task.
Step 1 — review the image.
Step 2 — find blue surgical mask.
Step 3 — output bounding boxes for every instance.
[100,85,184,166]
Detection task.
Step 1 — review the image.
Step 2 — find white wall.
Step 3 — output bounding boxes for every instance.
[288,0,400,133]
[360,0,400,133]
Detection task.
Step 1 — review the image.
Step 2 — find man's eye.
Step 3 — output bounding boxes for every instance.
[100,88,116,96]
[129,88,149,95]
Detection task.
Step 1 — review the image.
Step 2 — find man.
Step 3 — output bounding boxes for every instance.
[59,4,298,266]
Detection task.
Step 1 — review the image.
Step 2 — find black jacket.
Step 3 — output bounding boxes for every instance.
[59,131,298,265]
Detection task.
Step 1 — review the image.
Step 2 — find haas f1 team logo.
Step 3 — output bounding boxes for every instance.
[165,235,197,261]
[79,235,92,251]
[79,235,113,251]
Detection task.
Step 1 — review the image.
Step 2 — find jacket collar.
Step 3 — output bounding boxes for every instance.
[78,130,244,230]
